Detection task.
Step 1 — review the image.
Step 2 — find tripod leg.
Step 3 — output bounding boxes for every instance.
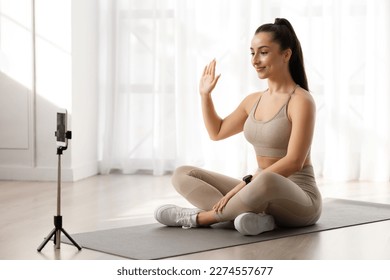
[61,228,82,250]
[37,228,56,252]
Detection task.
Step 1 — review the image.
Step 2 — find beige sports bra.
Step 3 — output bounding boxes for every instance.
[243,89,295,158]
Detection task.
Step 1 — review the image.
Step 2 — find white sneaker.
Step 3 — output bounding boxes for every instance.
[154,204,201,229]
[234,212,275,235]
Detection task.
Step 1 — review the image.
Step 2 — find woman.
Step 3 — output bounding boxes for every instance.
[154,18,322,235]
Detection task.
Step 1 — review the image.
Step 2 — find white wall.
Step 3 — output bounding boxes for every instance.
[70,0,99,181]
[0,0,98,181]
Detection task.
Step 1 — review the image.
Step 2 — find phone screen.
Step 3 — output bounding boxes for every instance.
[56,112,67,145]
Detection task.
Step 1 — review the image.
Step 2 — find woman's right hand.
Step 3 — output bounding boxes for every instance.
[199,59,221,97]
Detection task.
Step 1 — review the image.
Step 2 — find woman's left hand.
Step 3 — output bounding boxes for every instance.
[212,194,233,213]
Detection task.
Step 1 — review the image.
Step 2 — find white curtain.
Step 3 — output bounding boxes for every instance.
[309,0,390,181]
[98,0,390,181]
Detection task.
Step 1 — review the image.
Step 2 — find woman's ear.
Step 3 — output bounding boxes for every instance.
[284,48,292,63]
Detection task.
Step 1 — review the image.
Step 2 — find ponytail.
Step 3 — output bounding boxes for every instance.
[255,18,308,91]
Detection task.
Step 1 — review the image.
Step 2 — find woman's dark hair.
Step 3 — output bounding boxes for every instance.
[255,18,308,91]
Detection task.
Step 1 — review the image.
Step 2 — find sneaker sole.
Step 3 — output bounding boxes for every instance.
[234,212,275,235]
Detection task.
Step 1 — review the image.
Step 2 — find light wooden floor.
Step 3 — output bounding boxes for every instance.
[1,174,390,260]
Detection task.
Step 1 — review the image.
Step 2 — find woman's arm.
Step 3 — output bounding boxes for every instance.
[264,89,316,177]
[199,59,252,140]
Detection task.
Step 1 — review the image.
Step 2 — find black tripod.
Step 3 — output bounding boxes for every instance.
[37,131,82,251]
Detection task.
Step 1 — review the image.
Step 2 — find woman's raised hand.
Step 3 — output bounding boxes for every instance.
[199,59,221,97]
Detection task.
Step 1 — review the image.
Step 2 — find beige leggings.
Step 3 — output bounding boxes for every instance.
[171,165,322,227]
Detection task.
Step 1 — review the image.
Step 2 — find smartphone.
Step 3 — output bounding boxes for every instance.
[56,109,68,147]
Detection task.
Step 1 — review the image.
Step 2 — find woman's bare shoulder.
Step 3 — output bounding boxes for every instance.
[291,87,315,108]
[288,87,316,122]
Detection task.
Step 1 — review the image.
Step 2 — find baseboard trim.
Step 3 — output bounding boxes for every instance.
[0,162,98,182]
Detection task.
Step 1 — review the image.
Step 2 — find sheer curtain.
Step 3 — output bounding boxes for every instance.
[98,0,184,175]
[98,0,390,181]
[309,0,390,181]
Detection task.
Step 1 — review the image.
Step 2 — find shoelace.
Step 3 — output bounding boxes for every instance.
[175,208,199,229]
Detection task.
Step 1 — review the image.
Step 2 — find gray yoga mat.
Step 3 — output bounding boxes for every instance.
[61,198,390,259]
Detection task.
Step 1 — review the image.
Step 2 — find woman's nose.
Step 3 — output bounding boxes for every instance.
[252,56,260,66]
[252,53,260,65]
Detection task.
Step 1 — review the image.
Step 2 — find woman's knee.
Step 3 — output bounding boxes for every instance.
[171,165,197,193]
[239,171,285,207]
[172,165,193,179]
[251,171,283,194]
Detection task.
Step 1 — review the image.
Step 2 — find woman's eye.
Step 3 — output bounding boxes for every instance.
[250,52,255,56]
[260,52,268,55]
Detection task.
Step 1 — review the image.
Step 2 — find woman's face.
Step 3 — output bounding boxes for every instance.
[250,32,290,80]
